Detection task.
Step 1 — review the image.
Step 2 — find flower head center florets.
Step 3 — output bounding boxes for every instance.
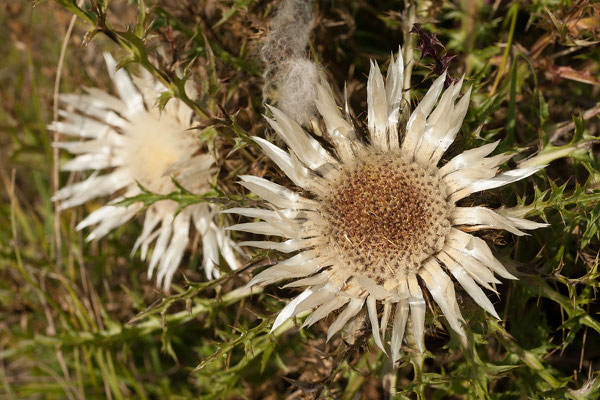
[321,152,451,284]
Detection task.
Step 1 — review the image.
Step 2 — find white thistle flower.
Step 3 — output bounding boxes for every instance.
[51,53,239,290]
[226,49,547,363]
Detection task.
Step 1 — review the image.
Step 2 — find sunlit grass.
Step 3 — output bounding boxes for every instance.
[1,1,599,398]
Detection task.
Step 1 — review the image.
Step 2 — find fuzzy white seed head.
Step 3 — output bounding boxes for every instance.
[260,0,318,125]
[274,58,320,126]
[259,0,314,64]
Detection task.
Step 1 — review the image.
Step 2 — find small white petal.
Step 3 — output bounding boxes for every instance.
[295,290,336,316]
[452,207,528,236]
[227,221,295,238]
[283,270,331,288]
[247,252,324,287]
[59,90,123,114]
[427,78,463,129]
[367,295,387,354]
[380,301,392,337]
[156,212,190,290]
[222,206,310,223]
[443,247,500,290]
[58,93,129,128]
[221,207,281,221]
[314,82,356,162]
[402,71,446,157]
[83,205,140,242]
[103,53,145,116]
[211,219,241,272]
[414,80,469,165]
[237,239,306,253]
[201,220,221,280]
[53,136,122,154]
[440,141,500,176]
[239,175,304,209]
[61,153,122,171]
[49,112,114,139]
[430,86,472,164]
[407,275,425,353]
[54,170,131,210]
[356,275,394,300]
[302,296,349,328]
[452,166,544,202]
[327,297,365,341]
[367,60,389,150]
[439,254,500,319]
[252,136,312,188]
[76,202,136,231]
[447,229,517,280]
[266,105,337,171]
[131,208,161,257]
[391,298,409,365]
[443,152,513,194]
[147,218,173,279]
[271,288,313,332]
[419,259,465,337]
[385,48,404,147]
[495,207,549,231]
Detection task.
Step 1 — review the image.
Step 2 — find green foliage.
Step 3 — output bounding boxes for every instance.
[1,0,600,398]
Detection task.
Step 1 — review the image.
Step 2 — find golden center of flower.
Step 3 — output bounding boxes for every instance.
[321,153,451,284]
[125,112,189,194]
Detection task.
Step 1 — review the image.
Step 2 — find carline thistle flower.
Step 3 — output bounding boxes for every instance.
[50,53,239,290]
[226,49,547,363]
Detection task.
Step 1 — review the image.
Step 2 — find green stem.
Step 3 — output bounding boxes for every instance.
[341,349,381,400]
[488,319,563,389]
[410,351,426,400]
[490,3,518,95]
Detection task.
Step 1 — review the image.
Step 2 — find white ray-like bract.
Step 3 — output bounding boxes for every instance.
[50,53,240,290]
[228,48,547,364]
